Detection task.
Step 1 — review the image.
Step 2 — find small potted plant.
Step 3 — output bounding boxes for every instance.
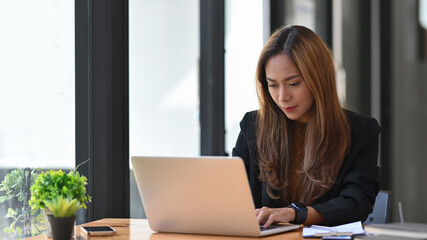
[29,166,91,240]
[43,196,84,240]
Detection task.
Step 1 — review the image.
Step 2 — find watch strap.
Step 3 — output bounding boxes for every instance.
[288,202,308,224]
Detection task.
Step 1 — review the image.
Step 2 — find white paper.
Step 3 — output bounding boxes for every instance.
[302,221,365,237]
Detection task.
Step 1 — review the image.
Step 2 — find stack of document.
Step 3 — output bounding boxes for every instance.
[363,222,427,239]
[302,221,365,237]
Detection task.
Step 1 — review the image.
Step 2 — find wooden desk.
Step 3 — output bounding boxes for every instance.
[25,218,317,240]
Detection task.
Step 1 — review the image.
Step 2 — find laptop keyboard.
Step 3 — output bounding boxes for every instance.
[260,225,287,231]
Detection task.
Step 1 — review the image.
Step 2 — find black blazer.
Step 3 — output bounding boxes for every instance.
[232,110,381,226]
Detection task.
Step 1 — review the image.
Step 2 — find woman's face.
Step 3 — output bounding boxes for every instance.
[265,53,314,123]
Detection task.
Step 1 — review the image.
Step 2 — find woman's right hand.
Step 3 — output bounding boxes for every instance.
[255,206,295,228]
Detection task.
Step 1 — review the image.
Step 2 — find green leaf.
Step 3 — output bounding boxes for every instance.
[31,225,39,235]
[8,208,17,216]
[3,227,14,233]
[6,208,18,218]
[10,220,16,229]
[43,196,82,217]
[0,195,7,203]
[16,226,22,236]
[17,193,24,202]
[35,213,45,224]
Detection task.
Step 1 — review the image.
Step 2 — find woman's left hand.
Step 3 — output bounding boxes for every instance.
[255,206,295,228]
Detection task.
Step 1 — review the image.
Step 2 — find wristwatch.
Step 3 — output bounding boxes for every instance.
[288,202,308,224]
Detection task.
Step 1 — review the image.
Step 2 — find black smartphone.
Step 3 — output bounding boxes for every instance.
[81,226,116,236]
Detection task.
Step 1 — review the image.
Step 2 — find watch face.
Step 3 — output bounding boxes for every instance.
[294,202,307,210]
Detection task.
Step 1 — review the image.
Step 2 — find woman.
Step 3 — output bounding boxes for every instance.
[232,25,381,227]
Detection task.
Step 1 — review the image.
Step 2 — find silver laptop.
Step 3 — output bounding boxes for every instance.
[131,156,300,237]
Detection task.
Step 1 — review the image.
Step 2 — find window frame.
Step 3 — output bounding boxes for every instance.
[75,0,130,221]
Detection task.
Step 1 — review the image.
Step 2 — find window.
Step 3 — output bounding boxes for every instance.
[224,0,264,154]
[0,1,74,238]
[129,0,200,218]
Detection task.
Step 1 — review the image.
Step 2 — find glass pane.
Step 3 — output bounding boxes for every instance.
[284,0,316,30]
[225,0,263,155]
[420,0,427,30]
[129,0,200,218]
[0,0,75,239]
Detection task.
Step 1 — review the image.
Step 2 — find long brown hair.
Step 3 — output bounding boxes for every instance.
[255,25,351,205]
